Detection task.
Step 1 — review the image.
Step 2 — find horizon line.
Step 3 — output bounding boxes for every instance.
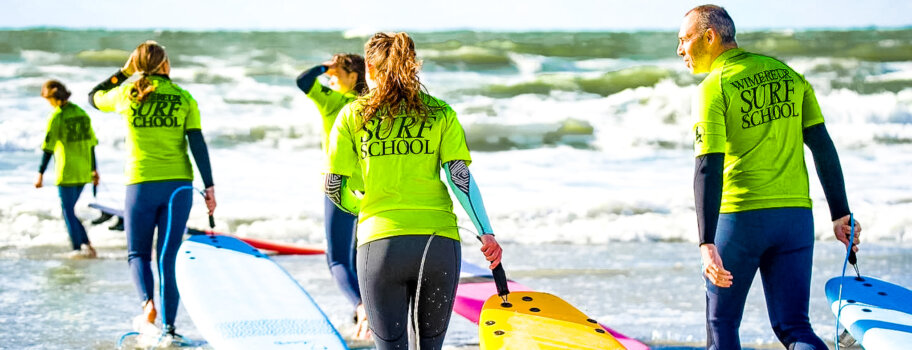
[2,24,911,34]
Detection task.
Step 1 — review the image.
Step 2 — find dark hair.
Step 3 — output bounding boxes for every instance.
[41,80,71,103]
[686,5,737,44]
[332,53,368,95]
[360,32,430,128]
[131,40,169,103]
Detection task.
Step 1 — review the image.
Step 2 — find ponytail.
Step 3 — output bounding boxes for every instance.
[41,80,71,104]
[360,32,430,128]
[130,41,169,103]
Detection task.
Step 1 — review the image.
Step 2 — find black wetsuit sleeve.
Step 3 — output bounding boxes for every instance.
[295,65,328,93]
[91,146,97,171]
[88,70,129,109]
[694,153,724,245]
[186,130,214,188]
[804,123,851,220]
[38,151,53,174]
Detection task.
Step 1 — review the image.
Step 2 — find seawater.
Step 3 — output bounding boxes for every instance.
[1,28,911,348]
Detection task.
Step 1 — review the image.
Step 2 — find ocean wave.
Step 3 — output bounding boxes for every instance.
[74,49,131,67]
[475,66,676,97]
[738,29,912,62]
[463,118,595,151]
[421,46,513,68]
[206,125,315,148]
[343,27,377,39]
[3,29,912,66]
[19,50,64,65]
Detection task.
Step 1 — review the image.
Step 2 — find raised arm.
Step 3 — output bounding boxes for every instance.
[88,70,129,110]
[296,65,328,93]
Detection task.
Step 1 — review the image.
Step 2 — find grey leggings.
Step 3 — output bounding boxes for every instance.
[357,235,461,350]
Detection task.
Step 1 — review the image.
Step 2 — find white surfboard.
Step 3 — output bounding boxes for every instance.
[175,234,348,349]
[825,275,912,350]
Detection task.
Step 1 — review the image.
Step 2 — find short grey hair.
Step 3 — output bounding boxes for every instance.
[686,5,737,44]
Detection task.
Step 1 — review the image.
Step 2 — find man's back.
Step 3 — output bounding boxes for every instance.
[694,48,826,213]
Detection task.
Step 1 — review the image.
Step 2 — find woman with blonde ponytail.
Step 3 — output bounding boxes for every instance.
[88,40,217,342]
[325,32,503,349]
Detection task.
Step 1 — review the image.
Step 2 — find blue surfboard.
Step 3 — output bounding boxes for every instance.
[175,234,348,349]
[825,275,912,349]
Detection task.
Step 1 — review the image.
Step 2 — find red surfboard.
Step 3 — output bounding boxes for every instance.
[89,203,325,255]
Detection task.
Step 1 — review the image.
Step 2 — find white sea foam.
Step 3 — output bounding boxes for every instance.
[2,49,911,251]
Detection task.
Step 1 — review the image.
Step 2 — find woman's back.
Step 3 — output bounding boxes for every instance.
[93,76,200,184]
[43,102,97,185]
[328,93,470,244]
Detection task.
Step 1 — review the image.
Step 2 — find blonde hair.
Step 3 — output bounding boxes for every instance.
[41,80,71,104]
[360,32,430,128]
[131,40,169,103]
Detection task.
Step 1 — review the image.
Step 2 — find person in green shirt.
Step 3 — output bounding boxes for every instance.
[325,32,503,350]
[88,41,216,342]
[295,53,371,339]
[35,80,99,259]
[678,5,862,349]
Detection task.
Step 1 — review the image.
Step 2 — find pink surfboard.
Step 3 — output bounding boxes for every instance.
[455,260,650,350]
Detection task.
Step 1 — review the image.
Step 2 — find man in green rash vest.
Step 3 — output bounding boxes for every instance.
[35,80,99,259]
[678,5,862,349]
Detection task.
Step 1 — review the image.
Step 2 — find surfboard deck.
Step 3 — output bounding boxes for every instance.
[479,291,626,349]
[456,260,647,350]
[825,275,912,350]
[175,234,347,349]
[88,203,325,255]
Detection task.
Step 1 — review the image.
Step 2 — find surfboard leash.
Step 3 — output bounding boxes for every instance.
[115,331,140,349]
[413,232,438,350]
[158,185,209,336]
[114,185,206,348]
[834,213,858,350]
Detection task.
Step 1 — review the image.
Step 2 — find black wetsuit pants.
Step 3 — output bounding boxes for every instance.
[705,207,827,350]
[357,235,461,350]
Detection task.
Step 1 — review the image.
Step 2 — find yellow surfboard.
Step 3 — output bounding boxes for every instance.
[479,291,627,350]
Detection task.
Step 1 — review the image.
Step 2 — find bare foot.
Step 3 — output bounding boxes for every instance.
[67,244,97,259]
[354,303,371,340]
[142,299,157,324]
[80,244,97,259]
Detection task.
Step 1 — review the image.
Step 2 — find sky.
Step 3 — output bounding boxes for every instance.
[2,0,911,31]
